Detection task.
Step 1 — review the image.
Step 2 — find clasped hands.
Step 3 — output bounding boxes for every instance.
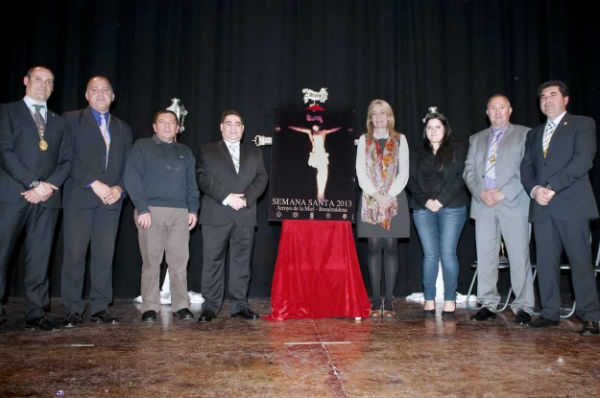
[479,189,506,207]
[532,186,555,206]
[425,198,444,213]
[91,180,123,206]
[20,181,58,204]
[226,193,247,211]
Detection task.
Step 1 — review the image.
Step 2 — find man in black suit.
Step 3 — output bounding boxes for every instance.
[520,80,600,336]
[0,66,72,331]
[61,76,132,327]
[197,110,268,322]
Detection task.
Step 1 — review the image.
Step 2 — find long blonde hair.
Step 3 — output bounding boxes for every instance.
[365,99,401,141]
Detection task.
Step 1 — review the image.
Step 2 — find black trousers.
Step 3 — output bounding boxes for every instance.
[200,223,254,314]
[0,202,59,320]
[534,217,600,321]
[61,206,121,315]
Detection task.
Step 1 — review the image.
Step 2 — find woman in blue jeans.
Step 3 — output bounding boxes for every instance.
[407,107,469,316]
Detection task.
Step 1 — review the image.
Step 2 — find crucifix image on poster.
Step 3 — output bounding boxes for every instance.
[288,118,341,201]
[269,108,356,221]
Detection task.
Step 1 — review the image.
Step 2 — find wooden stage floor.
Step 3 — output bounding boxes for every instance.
[1,297,599,397]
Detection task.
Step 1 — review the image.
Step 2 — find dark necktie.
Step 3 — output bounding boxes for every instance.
[32,104,45,134]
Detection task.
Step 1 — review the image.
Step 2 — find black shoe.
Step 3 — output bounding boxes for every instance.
[529,316,559,328]
[442,310,456,318]
[91,310,120,324]
[199,310,216,322]
[24,316,59,331]
[514,310,532,326]
[141,310,157,322]
[173,308,194,320]
[470,307,497,321]
[0,309,6,325]
[231,308,259,320]
[580,320,599,336]
[63,312,83,328]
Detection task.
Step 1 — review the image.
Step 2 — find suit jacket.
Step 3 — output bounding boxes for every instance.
[520,113,598,222]
[197,140,268,226]
[0,100,72,208]
[464,123,530,219]
[62,107,133,210]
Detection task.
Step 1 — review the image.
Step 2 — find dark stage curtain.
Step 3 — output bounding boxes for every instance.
[1,0,599,299]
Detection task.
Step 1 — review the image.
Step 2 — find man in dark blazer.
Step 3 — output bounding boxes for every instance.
[0,66,72,331]
[197,110,268,322]
[520,80,600,336]
[61,76,132,327]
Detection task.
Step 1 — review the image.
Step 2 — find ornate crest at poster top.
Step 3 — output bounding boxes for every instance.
[302,88,328,106]
[166,98,188,133]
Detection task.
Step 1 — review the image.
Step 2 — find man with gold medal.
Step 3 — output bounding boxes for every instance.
[0,66,72,331]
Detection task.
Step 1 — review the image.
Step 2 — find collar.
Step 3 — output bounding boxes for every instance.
[490,124,509,136]
[89,107,110,124]
[152,134,175,145]
[547,111,567,128]
[23,95,46,109]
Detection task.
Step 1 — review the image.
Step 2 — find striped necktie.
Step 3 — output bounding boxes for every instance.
[542,121,555,158]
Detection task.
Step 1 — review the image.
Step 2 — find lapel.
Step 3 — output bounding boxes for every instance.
[218,140,238,174]
[18,100,42,141]
[477,127,491,173]
[495,124,515,165]
[83,108,105,146]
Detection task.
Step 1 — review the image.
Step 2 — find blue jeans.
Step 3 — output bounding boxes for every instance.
[412,206,467,301]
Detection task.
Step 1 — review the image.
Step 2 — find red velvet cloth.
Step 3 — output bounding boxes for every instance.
[263,220,371,320]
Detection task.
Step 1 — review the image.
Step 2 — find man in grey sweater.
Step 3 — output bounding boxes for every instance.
[124,110,199,322]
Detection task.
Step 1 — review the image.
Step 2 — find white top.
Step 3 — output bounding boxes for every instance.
[355,134,409,196]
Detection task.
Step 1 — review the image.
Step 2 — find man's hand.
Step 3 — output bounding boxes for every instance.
[21,181,57,203]
[226,193,247,211]
[425,199,443,213]
[188,213,198,230]
[91,180,111,202]
[137,212,152,229]
[479,189,503,207]
[103,186,123,206]
[532,186,555,206]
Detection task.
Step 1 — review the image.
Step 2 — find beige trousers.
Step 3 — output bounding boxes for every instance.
[135,206,190,313]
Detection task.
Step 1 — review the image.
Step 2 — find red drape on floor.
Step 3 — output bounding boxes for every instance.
[263,220,371,321]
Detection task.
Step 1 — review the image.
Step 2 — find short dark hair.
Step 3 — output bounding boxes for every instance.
[26,66,53,79]
[153,110,178,124]
[221,110,244,124]
[537,80,569,97]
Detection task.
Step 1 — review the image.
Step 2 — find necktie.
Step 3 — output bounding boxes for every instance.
[485,130,502,180]
[32,104,48,151]
[542,121,555,158]
[32,104,46,134]
[100,114,111,170]
[99,114,110,149]
[229,144,240,173]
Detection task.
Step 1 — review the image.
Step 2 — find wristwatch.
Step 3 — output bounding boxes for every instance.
[29,180,41,188]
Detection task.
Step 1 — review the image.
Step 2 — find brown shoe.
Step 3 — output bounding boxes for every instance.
[369,309,382,318]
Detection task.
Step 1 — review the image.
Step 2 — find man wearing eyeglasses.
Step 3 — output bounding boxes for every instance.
[197,110,268,322]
